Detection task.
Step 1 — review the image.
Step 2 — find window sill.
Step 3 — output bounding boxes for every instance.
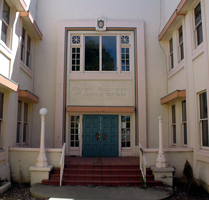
[196,149,209,163]
[0,40,12,58]
[0,150,6,161]
[192,43,204,60]
[167,60,185,79]
[69,71,132,80]
[20,61,33,78]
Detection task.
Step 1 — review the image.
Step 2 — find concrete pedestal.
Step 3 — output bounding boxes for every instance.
[29,165,53,186]
[150,165,175,186]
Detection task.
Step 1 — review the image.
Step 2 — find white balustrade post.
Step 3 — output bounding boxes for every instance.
[36,108,48,167]
[155,116,168,168]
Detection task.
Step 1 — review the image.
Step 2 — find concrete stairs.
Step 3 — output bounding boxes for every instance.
[42,163,162,186]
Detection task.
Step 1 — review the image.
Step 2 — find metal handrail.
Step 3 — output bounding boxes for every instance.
[59,143,66,186]
[139,143,147,186]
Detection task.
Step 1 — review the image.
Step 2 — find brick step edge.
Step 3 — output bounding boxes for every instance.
[42,179,162,186]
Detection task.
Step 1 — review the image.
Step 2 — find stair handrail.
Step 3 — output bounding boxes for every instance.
[139,143,147,186]
[60,143,66,186]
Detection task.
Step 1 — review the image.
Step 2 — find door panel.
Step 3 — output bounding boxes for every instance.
[83,115,118,157]
[83,115,100,157]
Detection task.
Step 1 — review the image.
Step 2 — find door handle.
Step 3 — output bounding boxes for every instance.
[96,132,100,140]
[103,132,106,140]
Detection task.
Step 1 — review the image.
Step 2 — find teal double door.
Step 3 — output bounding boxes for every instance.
[82,115,119,157]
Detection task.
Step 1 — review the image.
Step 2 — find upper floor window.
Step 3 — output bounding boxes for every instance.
[1,0,10,45]
[199,92,208,147]
[70,33,131,73]
[85,36,117,71]
[178,26,184,61]
[169,38,174,69]
[21,27,31,68]
[194,2,203,46]
[0,92,3,148]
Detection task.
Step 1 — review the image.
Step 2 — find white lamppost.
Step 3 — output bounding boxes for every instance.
[156,116,168,168]
[36,108,48,167]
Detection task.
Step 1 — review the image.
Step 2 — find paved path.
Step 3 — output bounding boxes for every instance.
[30,184,172,200]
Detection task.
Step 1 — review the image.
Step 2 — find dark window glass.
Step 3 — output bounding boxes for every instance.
[179,26,184,60]
[172,105,176,123]
[17,101,22,121]
[1,22,7,43]
[202,120,208,146]
[172,105,176,144]
[182,100,187,145]
[26,36,31,67]
[85,36,99,71]
[102,36,117,71]
[199,92,208,147]
[169,38,174,69]
[197,23,203,45]
[3,1,10,24]
[195,3,202,26]
[0,92,4,119]
[194,3,203,45]
[200,92,208,119]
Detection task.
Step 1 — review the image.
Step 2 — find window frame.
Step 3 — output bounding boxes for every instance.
[16,100,29,146]
[169,38,174,70]
[1,0,11,47]
[0,92,4,149]
[199,91,208,148]
[121,115,131,148]
[68,32,132,74]
[20,27,32,69]
[181,100,187,146]
[178,25,184,62]
[69,115,80,148]
[194,2,203,48]
[171,104,177,145]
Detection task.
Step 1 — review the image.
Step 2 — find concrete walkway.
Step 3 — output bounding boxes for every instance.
[30,184,172,200]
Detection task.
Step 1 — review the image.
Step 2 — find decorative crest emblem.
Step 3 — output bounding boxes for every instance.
[96,17,106,31]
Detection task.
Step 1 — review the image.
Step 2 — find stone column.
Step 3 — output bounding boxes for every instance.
[36,108,48,167]
[155,116,168,168]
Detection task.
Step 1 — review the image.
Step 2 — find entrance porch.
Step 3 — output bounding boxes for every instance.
[42,156,162,187]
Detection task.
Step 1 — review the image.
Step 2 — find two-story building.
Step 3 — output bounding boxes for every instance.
[0,0,209,192]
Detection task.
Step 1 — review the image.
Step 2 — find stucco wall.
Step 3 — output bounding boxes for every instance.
[144,149,193,177]
[9,148,62,183]
[33,0,168,148]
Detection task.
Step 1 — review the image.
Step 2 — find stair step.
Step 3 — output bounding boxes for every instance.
[43,160,162,187]
[64,164,140,169]
[42,179,162,187]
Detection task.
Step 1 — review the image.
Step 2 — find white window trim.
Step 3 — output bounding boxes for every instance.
[198,91,209,150]
[20,26,32,69]
[178,25,184,63]
[16,100,29,146]
[193,1,203,49]
[0,0,13,49]
[169,38,174,70]
[0,92,3,149]
[171,104,177,146]
[181,99,187,147]
[67,31,133,80]
[69,115,80,148]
